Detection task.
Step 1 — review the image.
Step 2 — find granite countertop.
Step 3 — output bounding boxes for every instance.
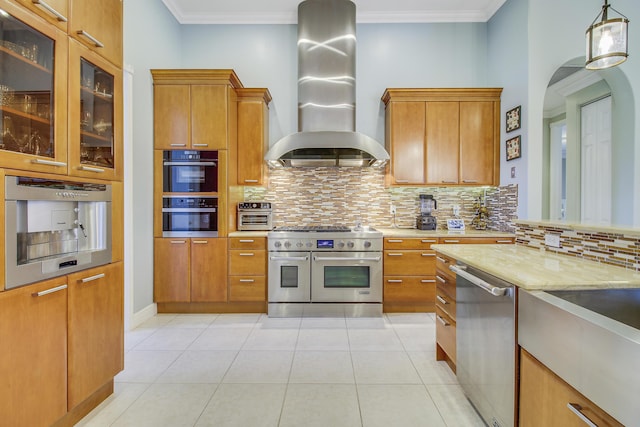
[432,244,640,291]
[378,228,514,238]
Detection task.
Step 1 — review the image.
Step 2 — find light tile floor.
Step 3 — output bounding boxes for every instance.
[76,313,484,427]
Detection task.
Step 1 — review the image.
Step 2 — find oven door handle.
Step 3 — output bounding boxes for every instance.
[162,208,217,213]
[163,161,217,166]
[269,256,309,261]
[313,256,381,262]
[449,265,507,297]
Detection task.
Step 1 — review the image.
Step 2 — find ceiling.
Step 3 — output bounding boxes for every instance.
[162,0,509,24]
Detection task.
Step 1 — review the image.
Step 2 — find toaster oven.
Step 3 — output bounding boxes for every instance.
[237,202,273,231]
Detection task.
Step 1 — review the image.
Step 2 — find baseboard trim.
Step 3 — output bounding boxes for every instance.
[130,303,157,329]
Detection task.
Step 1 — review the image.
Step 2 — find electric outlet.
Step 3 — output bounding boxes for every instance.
[390,204,397,215]
[545,233,561,248]
[452,205,460,216]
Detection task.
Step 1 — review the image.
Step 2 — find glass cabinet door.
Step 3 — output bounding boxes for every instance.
[0,1,67,173]
[69,40,122,180]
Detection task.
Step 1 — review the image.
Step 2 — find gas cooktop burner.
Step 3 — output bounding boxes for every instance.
[272,225,351,232]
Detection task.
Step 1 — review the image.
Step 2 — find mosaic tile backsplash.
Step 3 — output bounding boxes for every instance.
[515,222,640,271]
[243,167,518,232]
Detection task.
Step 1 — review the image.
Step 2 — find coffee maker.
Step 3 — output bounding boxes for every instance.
[417,194,437,230]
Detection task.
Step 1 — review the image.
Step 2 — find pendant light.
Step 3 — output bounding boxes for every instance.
[586,0,629,70]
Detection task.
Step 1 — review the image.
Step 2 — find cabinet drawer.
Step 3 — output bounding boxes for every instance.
[435,271,456,300]
[229,250,266,276]
[229,276,266,302]
[435,284,456,320]
[435,253,456,281]
[384,250,436,276]
[229,237,266,250]
[436,306,456,361]
[384,238,438,250]
[384,276,436,303]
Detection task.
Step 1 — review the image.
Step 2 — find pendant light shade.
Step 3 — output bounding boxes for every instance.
[586,0,629,70]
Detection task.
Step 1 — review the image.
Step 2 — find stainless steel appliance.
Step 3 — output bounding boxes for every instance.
[267,225,383,317]
[450,263,516,427]
[162,196,217,237]
[162,150,218,193]
[5,176,112,290]
[417,194,437,230]
[237,202,273,231]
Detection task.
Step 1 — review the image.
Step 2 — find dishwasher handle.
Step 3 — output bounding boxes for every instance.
[449,264,507,297]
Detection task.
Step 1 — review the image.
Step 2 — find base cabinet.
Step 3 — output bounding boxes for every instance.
[228,237,267,302]
[520,349,623,427]
[67,262,124,409]
[0,277,68,427]
[154,238,228,303]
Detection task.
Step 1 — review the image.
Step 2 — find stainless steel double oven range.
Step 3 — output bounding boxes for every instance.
[267,226,383,317]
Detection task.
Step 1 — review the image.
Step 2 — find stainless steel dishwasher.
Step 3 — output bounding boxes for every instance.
[450,263,517,427]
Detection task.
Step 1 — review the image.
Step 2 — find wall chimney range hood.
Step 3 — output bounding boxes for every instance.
[265,0,389,168]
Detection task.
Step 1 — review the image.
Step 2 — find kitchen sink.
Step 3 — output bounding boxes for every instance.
[547,288,640,330]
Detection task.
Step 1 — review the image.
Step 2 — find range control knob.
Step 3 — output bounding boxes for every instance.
[296,242,303,248]
[284,241,292,248]
[364,241,372,248]
[306,242,313,248]
[347,241,355,248]
[274,241,282,248]
[337,242,345,248]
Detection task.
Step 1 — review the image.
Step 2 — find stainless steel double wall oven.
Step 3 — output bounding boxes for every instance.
[267,226,383,317]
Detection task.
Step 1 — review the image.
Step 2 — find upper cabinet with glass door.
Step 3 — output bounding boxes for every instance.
[0,0,68,174]
[68,0,122,67]
[68,40,122,180]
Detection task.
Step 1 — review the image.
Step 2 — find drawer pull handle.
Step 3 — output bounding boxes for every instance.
[170,240,186,244]
[421,253,435,257]
[244,180,259,183]
[436,275,447,283]
[79,165,105,173]
[239,239,255,243]
[239,253,255,256]
[566,403,598,427]
[436,295,448,304]
[421,279,436,283]
[81,273,105,283]
[76,30,104,48]
[387,239,403,243]
[192,143,209,147]
[496,240,513,243]
[436,256,448,263]
[436,315,450,326]
[170,143,187,147]
[193,240,208,244]
[462,180,478,184]
[32,0,68,21]
[441,180,457,184]
[32,284,67,297]
[387,253,403,257]
[239,279,255,283]
[443,239,459,243]
[421,239,437,243]
[32,158,67,167]
[395,180,409,183]
[387,279,403,283]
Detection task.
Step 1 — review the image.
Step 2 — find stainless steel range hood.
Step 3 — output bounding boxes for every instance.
[265,0,389,168]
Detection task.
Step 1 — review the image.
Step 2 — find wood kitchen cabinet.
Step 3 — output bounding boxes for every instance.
[228,237,267,302]
[67,262,123,410]
[68,0,122,67]
[382,88,502,187]
[68,39,123,181]
[520,349,623,427]
[0,0,69,175]
[236,88,272,186]
[383,237,438,312]
[0,276,68,427]
[152,69,243,150]
[154,237,228,303]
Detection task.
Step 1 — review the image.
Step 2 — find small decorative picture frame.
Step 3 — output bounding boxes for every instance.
[506,135,521,161]
[506,105,521,133]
